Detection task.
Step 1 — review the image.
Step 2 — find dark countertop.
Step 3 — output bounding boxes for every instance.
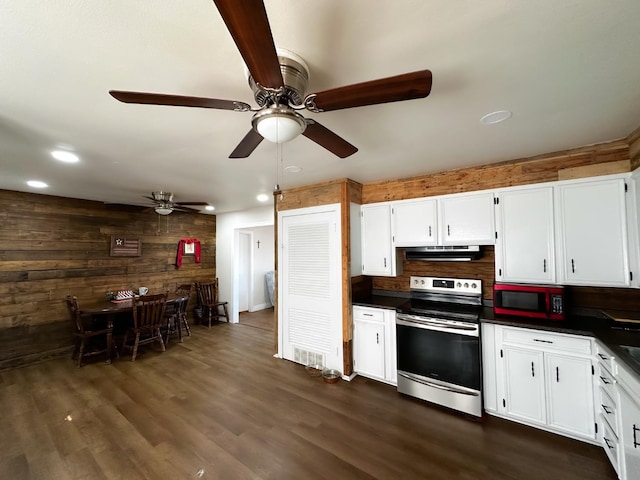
[352,292,640,380]
[482,308,640,379]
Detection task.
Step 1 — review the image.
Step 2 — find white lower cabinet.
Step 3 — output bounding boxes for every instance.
[487,324,595,442]
[616,359,640,480]
[353,306,396,385]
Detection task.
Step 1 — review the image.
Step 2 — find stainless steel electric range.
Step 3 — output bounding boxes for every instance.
[395,276,483,417]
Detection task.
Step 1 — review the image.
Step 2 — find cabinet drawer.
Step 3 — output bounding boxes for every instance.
[501,327,592,355]
[353,306,385,323]
[597,362,616,401]
[600,414,620,475]
[599,387,618,437]
[594,342,615,373]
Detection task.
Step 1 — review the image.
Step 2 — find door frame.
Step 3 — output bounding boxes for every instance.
[237,229,254,314]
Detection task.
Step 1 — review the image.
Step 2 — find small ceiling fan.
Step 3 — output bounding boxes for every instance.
[144,191,210,215]
[109,0,432,159]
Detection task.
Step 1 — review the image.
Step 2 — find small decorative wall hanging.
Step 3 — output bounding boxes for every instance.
[110,236,142,256]
[176,238,201,267]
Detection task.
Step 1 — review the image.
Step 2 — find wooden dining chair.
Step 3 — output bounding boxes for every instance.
[65,295,113,367]
[122,292,168,361]
[163,284,192,344]
[196,279,229,327]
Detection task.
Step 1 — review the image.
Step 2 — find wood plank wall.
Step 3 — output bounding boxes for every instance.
[0,190,216,369]
[630,125,640,170]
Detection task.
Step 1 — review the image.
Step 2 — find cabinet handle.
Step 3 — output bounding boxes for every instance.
[533,339,553,344]
[556,366,559,383]
[363,313,374,317]
[447,225,451,236]
[603,437,614,450]
[602,405,613,415]
[600,375,611,385]
[634,424,640,448]
[428,226,432,237]
[384,258,387,268]
[543,259,546,273]
[598,353,608,360]
[531,362,535,377]
[571,258,575,273]
[376,333,379,345]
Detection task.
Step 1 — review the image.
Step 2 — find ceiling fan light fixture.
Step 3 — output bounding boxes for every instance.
[252,107,306,143]
[154,206,173,216]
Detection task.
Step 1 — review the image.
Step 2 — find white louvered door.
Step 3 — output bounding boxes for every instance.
[279,204,342,372]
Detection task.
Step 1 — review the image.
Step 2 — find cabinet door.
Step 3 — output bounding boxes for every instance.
[392,199,437,247]
[496,187,555,283]
[545,353,595,439]
[438,192,495,245]
[556,178,629,286]
[353,319,386,380]
[503,346,546,426]
[619,385,640,479]
[361,204,394,276]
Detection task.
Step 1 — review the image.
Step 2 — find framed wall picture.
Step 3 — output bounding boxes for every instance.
[110,236,142,256]
[183,241,195,255]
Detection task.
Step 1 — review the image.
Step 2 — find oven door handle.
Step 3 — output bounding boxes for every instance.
[398,372,480,396]
[396,316,478,334]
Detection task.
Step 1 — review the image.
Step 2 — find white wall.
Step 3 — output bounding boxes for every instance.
[216,205,274,323]
[250,225,275,309]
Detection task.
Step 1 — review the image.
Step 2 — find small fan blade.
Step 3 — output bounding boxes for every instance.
[213,0,283,89]
[302,120,358,158]
[176,202,210,206]
[109,91,251,111]
[229,129,264,158]
[308,70,432,112]
[173,206,200,213]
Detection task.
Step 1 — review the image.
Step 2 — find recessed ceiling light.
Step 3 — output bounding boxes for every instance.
[285,165,302,173]
[27,180,48,188]
[51,150,79,163]
[205,205,215,211]
[480,110,512,125]
[257,194,270,202]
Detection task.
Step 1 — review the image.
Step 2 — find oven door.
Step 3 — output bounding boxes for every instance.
[396,314,482,416]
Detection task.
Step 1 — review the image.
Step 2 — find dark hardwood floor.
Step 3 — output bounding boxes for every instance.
[0,312,616,480]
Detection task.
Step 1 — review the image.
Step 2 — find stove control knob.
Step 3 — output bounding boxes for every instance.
[456,282,462,288]
[421,280,425,285]
[471,282,477,289]
[464,282,469,288]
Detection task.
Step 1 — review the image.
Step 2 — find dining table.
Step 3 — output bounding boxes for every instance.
[80,293,191,355]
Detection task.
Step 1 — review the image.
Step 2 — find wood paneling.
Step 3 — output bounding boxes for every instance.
[629,125,640,170]
[362,140,630,204]
[276,179,345,212]
[0,190,216,369]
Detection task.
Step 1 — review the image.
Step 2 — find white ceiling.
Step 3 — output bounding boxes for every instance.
[1,1,640,214]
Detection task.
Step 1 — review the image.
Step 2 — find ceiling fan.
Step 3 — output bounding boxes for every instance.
[144,191,210,215]
[109,0,433,159]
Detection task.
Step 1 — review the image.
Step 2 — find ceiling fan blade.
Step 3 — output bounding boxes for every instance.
[229,129,264,158]
[142,195,157,202]
[175,201,210,206]
[307,70,432,112]
[302,119,358,158]
[173,206,200,213]
[109,91,251,111]
[212,0,283,88]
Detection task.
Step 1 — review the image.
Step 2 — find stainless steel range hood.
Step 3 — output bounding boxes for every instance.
[404,245,482,261]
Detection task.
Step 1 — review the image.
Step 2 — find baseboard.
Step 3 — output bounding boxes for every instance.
[250,303,272,312]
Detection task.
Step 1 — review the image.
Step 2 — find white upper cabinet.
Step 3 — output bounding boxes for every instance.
[495,186,556,283]
[392,198,438,247]
[438,191,496,245]
[555,176,630,287]
[361,203,401,276]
